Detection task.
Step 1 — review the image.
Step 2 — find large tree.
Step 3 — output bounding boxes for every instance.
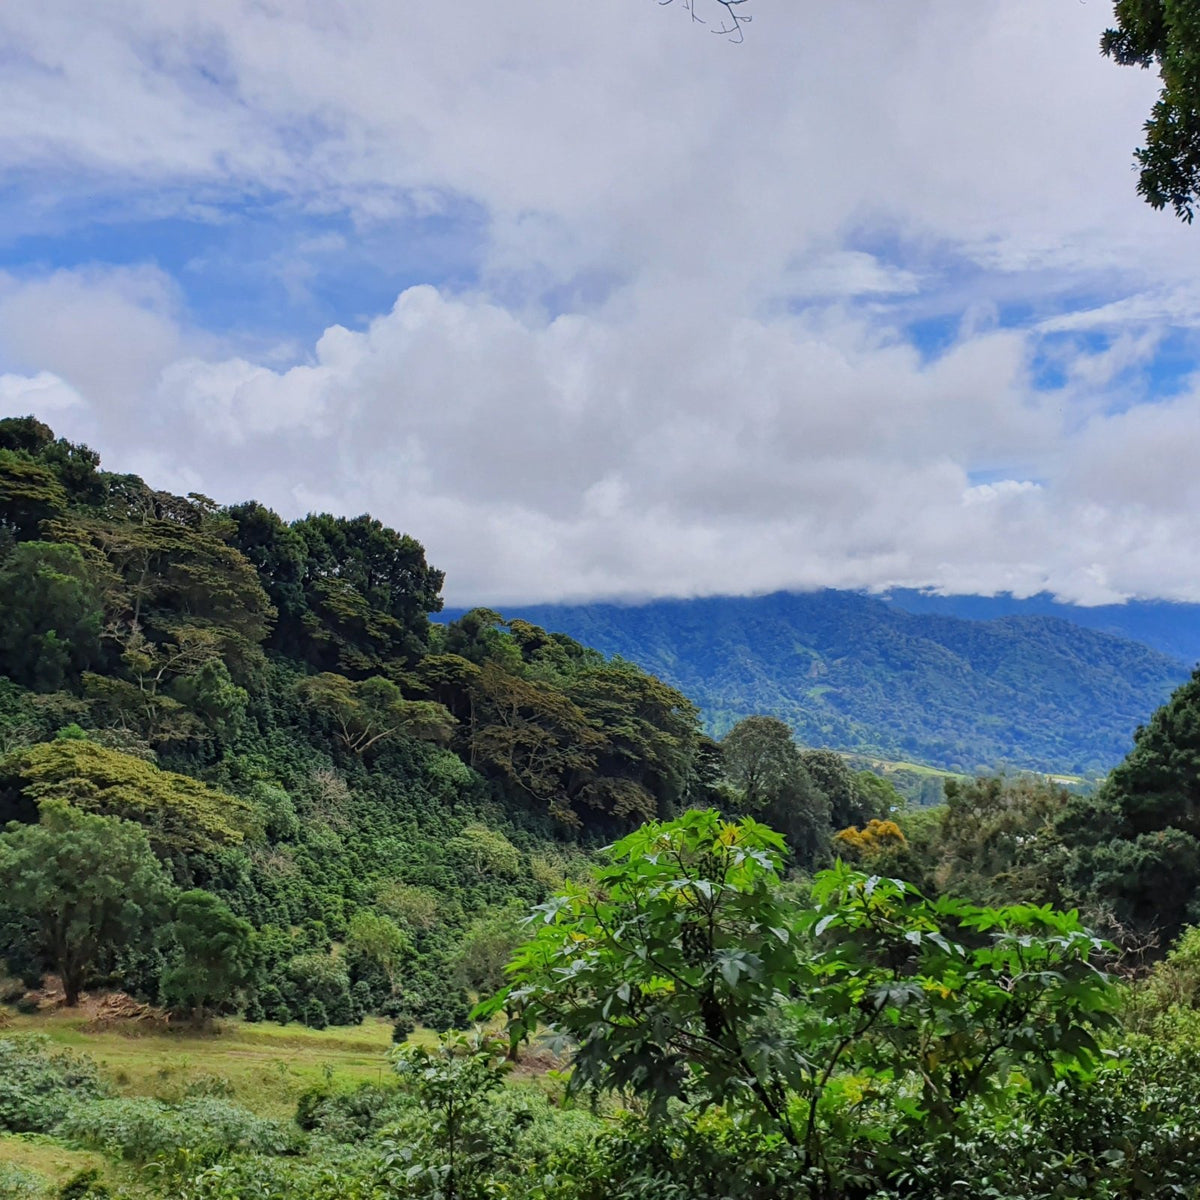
[0,800,171,1005]
[721,716,830,868]
[161,889,256,1025]
[1065,666,1200,938]
[0,737,258,855]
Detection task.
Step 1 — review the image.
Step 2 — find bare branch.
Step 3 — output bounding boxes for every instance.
[657,0,752,44]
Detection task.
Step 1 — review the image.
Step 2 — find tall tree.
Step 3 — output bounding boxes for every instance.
[722,716,830,867]
[0,737,258,855]
[0,800,171,1005]
[297,673,456,754]
[161,889,256,1025]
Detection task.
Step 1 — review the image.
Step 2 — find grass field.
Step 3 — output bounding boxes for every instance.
[0,1009,413,1197]
[2,1010,403,1119]
[0,1135,111,1197]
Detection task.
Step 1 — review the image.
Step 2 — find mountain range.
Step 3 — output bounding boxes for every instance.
[444,590,1196,777]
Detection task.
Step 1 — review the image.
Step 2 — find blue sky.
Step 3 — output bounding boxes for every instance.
[1,0,1198,606]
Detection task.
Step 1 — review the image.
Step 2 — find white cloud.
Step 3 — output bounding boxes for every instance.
[0,371,86,415]
[0,1,1198,607]
[5,276,1200,608]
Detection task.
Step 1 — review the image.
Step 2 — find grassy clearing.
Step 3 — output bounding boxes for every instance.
[0,1133,112,1195]
[2,1011,405,1119]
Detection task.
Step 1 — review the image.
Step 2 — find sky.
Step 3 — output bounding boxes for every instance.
[1,0,1197,607]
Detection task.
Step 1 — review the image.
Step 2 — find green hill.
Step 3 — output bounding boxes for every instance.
[454,591,1189,775]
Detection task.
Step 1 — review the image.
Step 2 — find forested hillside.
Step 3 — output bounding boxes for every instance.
[0,415,894,1031]
[463,591,1188,775]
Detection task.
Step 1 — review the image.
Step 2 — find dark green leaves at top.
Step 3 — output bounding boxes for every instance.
[1103,0,1200,220]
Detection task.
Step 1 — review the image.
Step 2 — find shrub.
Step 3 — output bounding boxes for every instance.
[302,999,328,1030]
[297,1083,402,1143]
[0,1163,44,1200]
[57,1167,111,1199]
[0,1035,106,1133]
[60,1097,302,1164]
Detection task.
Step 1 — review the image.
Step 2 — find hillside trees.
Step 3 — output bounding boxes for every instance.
[0,737,258,856]
[720,715,829,867]
[161,890,256,1024]
[297,673,455,754]
[0,801,171,1005]
[227,505,444,674]
[0,542,106,691]
[1058,667,1200,939]
[421,611,704,828]
[719,716,888,868]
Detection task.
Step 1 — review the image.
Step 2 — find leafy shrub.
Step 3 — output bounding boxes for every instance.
[302,999,328,1030]
[0,1035,106,1133]
[535,1111,813,1200]
[57,1167,110,1199]
[60,1097,302,1165]
[169,1152,378,1200]
[0,1162,44,1200]
[297,1083,403,1143]
[878,1039,1200,1199]
[294,1086,330,1132]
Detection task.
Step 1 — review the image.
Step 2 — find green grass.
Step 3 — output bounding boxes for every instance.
[0,1133,112,1196]
[3,1011,404,1119]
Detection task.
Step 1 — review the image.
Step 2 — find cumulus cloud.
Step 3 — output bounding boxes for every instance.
[0,1,1197,607]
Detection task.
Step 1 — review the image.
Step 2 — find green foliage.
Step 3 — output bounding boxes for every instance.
[0,448,67,539]
[0,739,257,855]
[445,825,520,879]
[0,802,171,1004]
[934,775,1072,906]
[387,1032,510,1200]
[161,891,256,1023]
[721,716,831,867]
[286,955,353,1029]
[487,811,1116,1183]
[0,542,105,692]
[0,1035,107,1133]
[227,506,443,675]
[1103,0,1200,221]
[61,1096,300,1164]
[297,674,455,755]
[451,903,526,996]
[1066,667,1200,938]
[345,910,412,994]
[0,1163,45,1200]
[57,1167,110,1200]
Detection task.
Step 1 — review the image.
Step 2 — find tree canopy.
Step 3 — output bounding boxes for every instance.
[1104,0,1200,221]
[0,800,171,1005]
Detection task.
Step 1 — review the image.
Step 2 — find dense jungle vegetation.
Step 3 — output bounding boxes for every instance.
[7,414,1200,1198]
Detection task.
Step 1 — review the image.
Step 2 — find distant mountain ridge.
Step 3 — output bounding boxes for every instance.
[442,590,1192,776]
[883,590,1200,668]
